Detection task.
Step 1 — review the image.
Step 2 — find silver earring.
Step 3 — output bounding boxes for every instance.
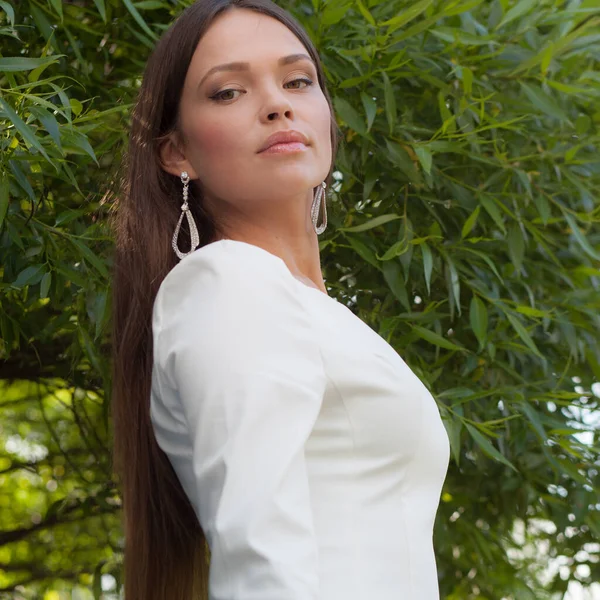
[311,181,327,235]
[172,171,200,260]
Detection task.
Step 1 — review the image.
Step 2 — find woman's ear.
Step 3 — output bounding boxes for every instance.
[158,133,198,179]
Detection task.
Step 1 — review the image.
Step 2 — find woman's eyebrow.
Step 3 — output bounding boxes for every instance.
[197,53,315,90]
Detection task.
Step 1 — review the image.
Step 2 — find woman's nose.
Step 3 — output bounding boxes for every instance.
[260,83,295,123]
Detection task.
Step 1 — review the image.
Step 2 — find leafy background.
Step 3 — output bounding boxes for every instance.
[0,0,599,598]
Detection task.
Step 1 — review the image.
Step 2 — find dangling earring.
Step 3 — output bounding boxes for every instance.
[311,181,327,234]
[172,171,200,260]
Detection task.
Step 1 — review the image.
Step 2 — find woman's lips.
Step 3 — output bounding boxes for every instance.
[259,142,308,154]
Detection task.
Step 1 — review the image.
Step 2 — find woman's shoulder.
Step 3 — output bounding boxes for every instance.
[153,239,299,329]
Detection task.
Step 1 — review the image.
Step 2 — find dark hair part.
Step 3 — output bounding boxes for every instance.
[109,1,340,598]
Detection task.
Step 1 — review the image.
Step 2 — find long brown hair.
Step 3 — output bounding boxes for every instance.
[109,1,340,598]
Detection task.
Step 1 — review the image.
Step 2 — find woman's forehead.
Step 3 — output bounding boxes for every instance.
[191,9,305,69]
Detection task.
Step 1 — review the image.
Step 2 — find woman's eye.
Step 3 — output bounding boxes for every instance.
[285,77,314,89]
[210,89,243,102]
[210,77,314,103]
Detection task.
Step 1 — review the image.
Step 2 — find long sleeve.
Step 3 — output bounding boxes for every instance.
[150,243,327,600]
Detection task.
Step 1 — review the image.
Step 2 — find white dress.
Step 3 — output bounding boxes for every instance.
[150,239,450,600]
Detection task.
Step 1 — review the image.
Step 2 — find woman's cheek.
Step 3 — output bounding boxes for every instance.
[191,118,238,159]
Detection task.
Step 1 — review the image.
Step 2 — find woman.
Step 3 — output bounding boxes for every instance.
[110,1,450,599]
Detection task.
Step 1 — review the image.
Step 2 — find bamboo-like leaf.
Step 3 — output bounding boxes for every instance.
[421,242,433,295]
[506,313,544,359]
[412,325,464,351]
[564,213,600,261]
[0,56,63,72]
[355,0,375,26]
[415,146,432,175]
[360,92,377,132]
[480,195,507,234]
[339,214,401,232]
[382,71,396,133]
[461,205,480,239]
[344,234,380,270]
[123,0,158,40]
[0,98,53,165]
[93,0,107,22]
[507,222,525,273]
[520,82,569,122]
[28,106,63,153]
[382,259,411,311]
[381,0,433,33]
[0,171,9,228]
[470,296,488,349]
[496,0,537,30]
[0,0,15,25]
[48,0,63,21]
[40,272,51,299]
[334,96,367,136]
[466,424,518,472]
[71,239,109,278]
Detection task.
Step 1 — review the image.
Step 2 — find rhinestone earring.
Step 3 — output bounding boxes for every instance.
[311,181,327,235]
[172,171,200,260]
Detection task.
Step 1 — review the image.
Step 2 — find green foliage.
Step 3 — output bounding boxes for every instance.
[1,0,599,598]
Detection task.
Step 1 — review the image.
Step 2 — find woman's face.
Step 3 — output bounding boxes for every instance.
[167,8,332,210]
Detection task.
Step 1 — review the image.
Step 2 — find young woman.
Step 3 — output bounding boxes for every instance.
[110,1,450,599]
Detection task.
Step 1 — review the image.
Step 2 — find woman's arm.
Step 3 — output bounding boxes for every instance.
[152,245,326,600]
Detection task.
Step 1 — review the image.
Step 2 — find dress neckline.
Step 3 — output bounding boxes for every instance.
[206,238,338,302]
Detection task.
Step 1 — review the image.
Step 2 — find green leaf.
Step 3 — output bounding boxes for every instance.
[462,66,473,97]
[28,106,63,152]
[48,0,63,21]
[0,171,8,229]
[321,2,351,26]
[520,82,569,122]
[0,56,63,72]
[71,239,109,278]
[382,71,396,133]
[461,205,480,239]
[339,214,401,232]
[442,413,463,466]
[421,243,433,295]
[480,195,506,234]
[380,0,433,34]
[496,0,536,30]
[344,234,380,270]
[61,129,98,164]
[0,1,15,26]
[40,271,51,299]
[93,0,107,21]
[123,0,158,40]
[430,28,499,46]
[412,325,464,351]
[519,401,547,441]
[0,98,53,165]
[506,313,544,359]
[382,259,411,311]
[507,222,525,273]
[466,424,518,472]
[133,0,168,7]
[360,92,377,132]
[333,96,367,136]
[445,256,461,316]
[355,0,375,26]
[12,265,45,288]
[564,213,600,261]
[415,146,432,176]
[385,139,421,183]
[470,296,488,349]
